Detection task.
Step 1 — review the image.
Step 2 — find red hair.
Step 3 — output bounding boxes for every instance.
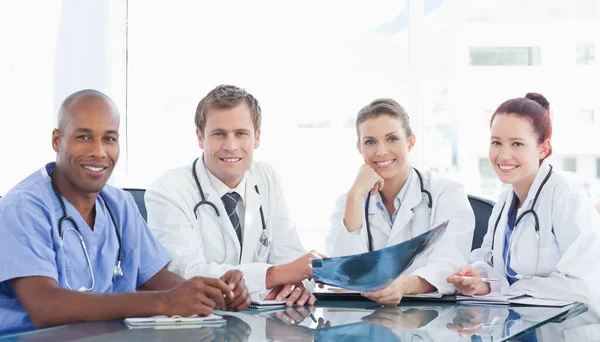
[490,92,553,159]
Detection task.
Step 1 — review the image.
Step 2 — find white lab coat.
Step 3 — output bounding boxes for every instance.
[325,168,475,295]
[470,161,600,304]
[145,158,306,295]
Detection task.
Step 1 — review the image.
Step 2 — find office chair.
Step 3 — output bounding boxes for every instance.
[467,194,495,251]
[123,188,147,222]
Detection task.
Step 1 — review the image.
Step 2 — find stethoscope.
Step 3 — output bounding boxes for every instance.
[50,174,124,292]
[484,165,553,280]
[365,167,432,252]
[191,158,269,262]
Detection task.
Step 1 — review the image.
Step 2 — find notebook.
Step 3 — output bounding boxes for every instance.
[248,299,287,309]
[124,314,226,329]
[456,294,575,307]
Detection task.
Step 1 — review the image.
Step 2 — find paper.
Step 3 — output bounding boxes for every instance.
[311,221,448,292]
[124,314,226,329]
[457,294,575,307]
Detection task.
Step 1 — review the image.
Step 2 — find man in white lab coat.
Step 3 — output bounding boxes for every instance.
[145,84,324,306]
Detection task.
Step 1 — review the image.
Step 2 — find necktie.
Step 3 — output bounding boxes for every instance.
[222,192,242,248]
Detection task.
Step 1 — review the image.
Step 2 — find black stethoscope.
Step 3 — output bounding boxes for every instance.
[485,165,553,280]
[191,158,269,256]
[365,167,432,252]
[50,173,124,292]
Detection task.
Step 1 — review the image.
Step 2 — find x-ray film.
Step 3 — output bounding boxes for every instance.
[311,221,448,292]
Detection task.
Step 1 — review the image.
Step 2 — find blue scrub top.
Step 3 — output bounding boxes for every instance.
[0,163,171,335]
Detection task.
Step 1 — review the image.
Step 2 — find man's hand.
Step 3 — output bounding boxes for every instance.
[160,276,233,316]
[219,270,251,311]
[446,265,491,296]
[265,283,316,307]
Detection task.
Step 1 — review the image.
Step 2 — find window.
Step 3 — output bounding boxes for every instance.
[576,43,595,65]
[469,47,542,66]
[479,158,495,178]
[564,157,577,173]
[126,1,408,251]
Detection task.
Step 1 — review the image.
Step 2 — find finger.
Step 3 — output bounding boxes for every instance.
[373,292,403,306]
[312,251,329,259]
[276,284,295,302]
[198,293,217,309]
[265,286,280,300]
[226,271,243,291]
[307,294,317,306]
[196,284,226,308]
[286,286,303,307]
[229,288,251,311]
[203,278,235,298]
[296,289,311,307]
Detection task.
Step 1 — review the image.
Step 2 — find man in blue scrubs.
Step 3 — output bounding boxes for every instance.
[0,89,250,335]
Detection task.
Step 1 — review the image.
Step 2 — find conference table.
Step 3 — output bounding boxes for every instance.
[0,299,595,341]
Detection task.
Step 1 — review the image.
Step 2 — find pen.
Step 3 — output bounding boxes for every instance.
[455,276,501,283]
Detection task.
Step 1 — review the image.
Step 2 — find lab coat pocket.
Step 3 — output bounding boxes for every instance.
[253,236,271,262]
[513,244,559,277]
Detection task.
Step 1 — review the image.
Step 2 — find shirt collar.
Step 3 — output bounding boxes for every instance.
[376,167,413,212]
[204,160,247,202]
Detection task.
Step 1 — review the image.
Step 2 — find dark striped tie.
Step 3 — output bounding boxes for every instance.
[222,192,242,248]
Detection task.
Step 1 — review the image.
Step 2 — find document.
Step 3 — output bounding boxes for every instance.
[456,294,575,307]
[124,314,226,329]
[311,221,448,292]
[314,285,443,299]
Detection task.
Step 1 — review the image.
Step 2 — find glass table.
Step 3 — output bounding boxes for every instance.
[0,301,591,341]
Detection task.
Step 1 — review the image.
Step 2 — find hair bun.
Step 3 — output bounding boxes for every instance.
[525,92,550,111]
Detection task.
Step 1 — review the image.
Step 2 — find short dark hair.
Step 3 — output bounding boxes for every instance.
[195,85,261,135]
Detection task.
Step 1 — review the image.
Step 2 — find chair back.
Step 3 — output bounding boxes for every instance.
[468,194,495,251]
[123,188,147,222]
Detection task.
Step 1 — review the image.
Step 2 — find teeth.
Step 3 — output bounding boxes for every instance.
[499,165,517,170]
[83,165,104,172]
[222,158,241,163]
[375,160,393,166]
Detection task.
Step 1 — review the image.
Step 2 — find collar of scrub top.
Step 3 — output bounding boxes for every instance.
[374,168,413,227]
[45,162,124,291]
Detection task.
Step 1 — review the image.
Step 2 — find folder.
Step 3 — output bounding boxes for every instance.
[456,294,576,307]
[124,314,226,329]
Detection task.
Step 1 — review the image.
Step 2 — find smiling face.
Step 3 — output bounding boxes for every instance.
[357,115,415,180]
[489,114,550,190]
[197,103,260,188]
[52,96,120,194]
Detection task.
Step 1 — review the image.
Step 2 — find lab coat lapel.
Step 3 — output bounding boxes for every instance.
[493,191,513,276]
[388,171,419,244]
[518,161,552,215]
[366,193,389,240]
[241,172,262,263]
[196,159,241,261]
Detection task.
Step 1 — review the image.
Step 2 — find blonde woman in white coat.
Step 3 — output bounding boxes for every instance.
[447,93,600,306]
[326,98,475,305]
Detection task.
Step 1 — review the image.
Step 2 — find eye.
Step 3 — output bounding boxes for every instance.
[387,136,398,143]
[213,132,225,137]
[236,131,248,136]
[364,139,375,145]
[76,135,90,141]
[490,140,501,146]
[105,136,118,143]
[512,142,523,147]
